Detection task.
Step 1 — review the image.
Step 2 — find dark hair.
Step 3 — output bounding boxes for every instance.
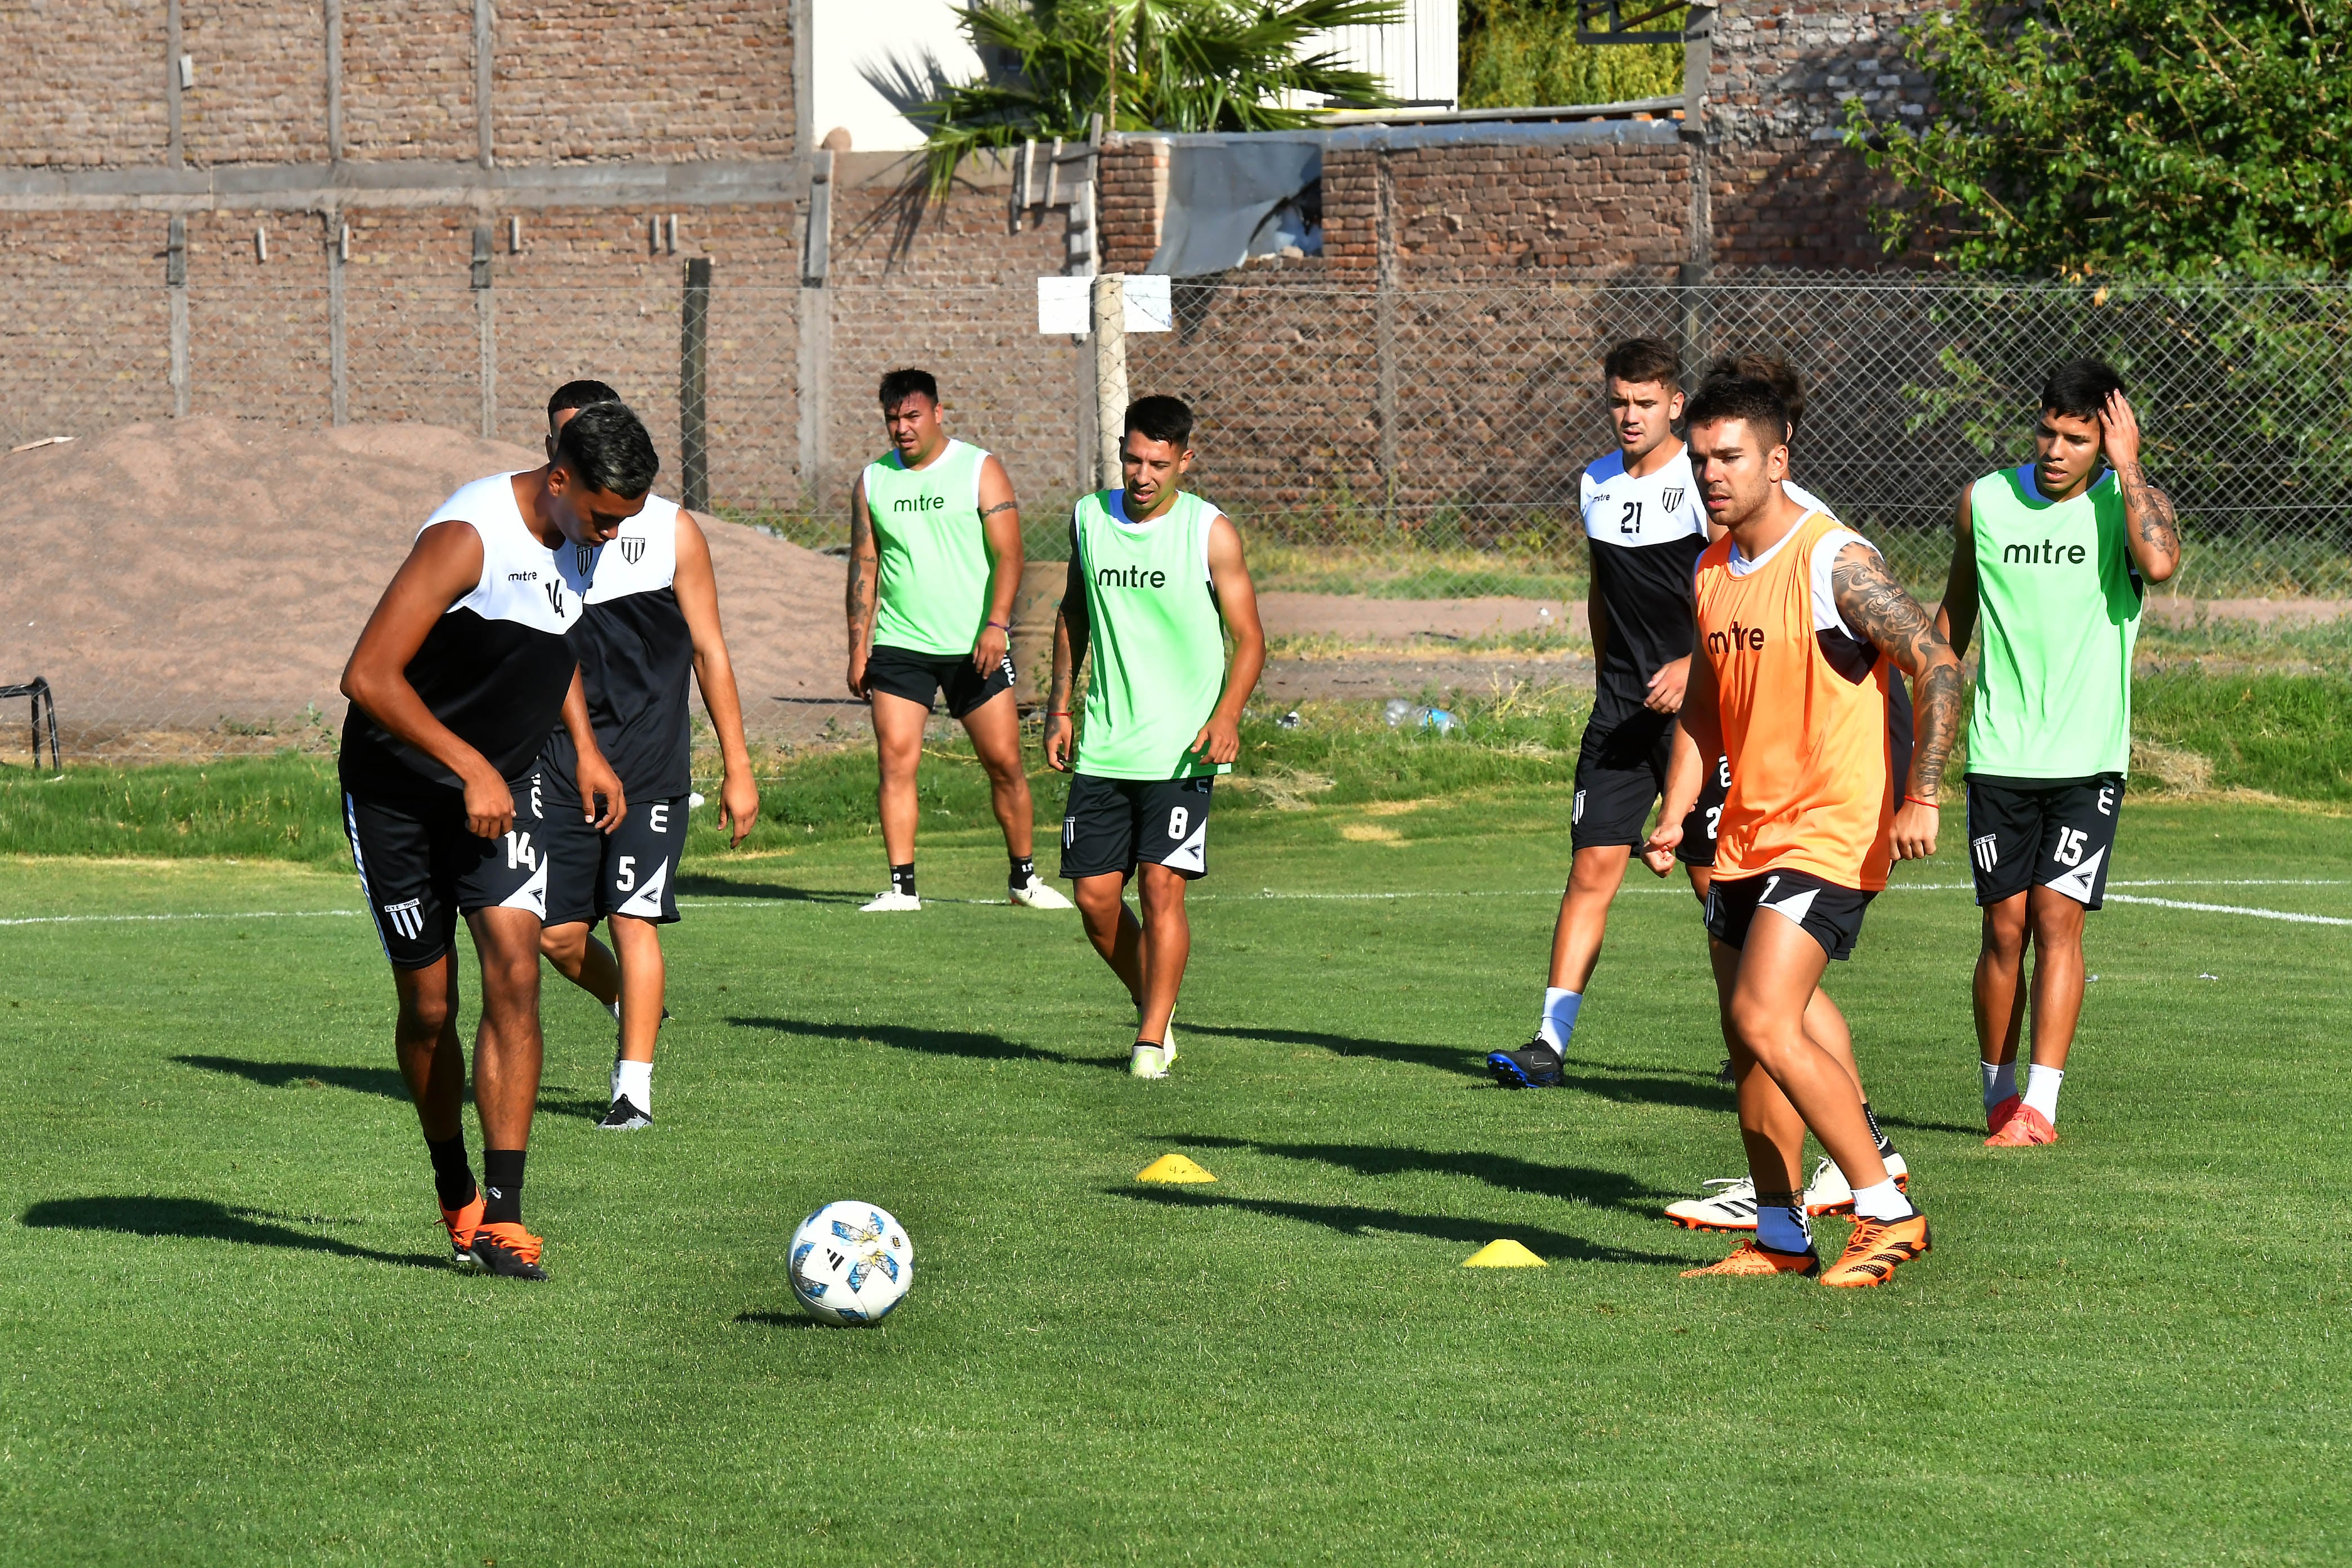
[1705,353,1805,435]
[553,399,660,499]
[1682,377,1791,452]
[2041,359,2124,422]
[878,367,939,408]
[1124,394,1194,449]
[1602,337,1681,389]
[547,379,622,420]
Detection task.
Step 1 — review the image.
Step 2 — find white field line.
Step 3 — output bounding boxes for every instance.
[0,880,2345,928]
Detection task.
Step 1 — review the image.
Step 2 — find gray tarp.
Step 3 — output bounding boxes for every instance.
[1146,136,1323,277]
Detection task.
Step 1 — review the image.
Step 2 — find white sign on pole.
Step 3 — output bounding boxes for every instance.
[1037,274,1174,336]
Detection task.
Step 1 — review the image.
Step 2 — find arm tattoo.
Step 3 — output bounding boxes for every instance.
[981,500,1019,519]
[2114,460,2180,553]
[1830,544,1963,797]
[845,499,876,633]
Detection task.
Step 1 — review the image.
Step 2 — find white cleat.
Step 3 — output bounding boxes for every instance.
[1009,875,1074,910]
[1137,1010,1176,1064]
[1129,1043,1170,1079]
[1805,1151,1911,1215]
[1665,1175,1758,1232]
[860,890,921,913]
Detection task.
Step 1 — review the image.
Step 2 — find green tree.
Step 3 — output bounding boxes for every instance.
[915,0,1402,198]
[1459,2,1681,110]
[1847,0,2352,275]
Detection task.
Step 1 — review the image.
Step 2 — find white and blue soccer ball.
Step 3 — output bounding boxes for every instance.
[789,1201,914,1326]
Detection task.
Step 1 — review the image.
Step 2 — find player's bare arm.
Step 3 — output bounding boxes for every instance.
[845,474,878,698]
[340,518,517,840]
[1831,542,1964,860]
[675,510,760,847]
[2100,389,2181,583]
[1190,513,1267,767]
[1641,640,1721,875]
[558,669,627,833]
[1043,556,1088,774]
[974,455,1024,676]
[1933,487,1980,660]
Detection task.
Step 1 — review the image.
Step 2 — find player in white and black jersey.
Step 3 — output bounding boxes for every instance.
[1489,338,1723,1090]
[531,382,760,1131]
[338,400,660,1280]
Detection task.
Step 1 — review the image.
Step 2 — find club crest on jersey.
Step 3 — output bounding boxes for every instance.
[1661,487,1686,511]
[619,537,646,565]
[576,544,596,574]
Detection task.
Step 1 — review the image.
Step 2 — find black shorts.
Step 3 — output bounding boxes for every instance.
[864,643,1015,719]
[1570,708,1729,866]
[1965,773,2123,909]
[1060,773,1214,881]
[542,770,689,927]
[342,770,553,970]
[1704,868,1875,963]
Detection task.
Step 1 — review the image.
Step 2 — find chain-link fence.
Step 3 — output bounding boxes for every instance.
[4,269,2347,761]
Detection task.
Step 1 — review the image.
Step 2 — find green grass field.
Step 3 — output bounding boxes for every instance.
[5,769,2350,1562]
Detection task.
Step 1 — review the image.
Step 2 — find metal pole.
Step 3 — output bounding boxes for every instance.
[329,213,348,425]
[681,257,712,512]
[167,216,189,417]
[1091,273,1127,491]
[473,223,495,439]
[1375,145,1398,525]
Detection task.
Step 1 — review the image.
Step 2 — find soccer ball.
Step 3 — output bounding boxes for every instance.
[789,1201,914,1326]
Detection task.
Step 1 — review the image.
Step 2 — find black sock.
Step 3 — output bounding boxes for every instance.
[890,862,917,897]
[1010,854,1035,885]
[482,1148,527,1225]
[426,1134,477,1211]
[1861,1100,1895,1157]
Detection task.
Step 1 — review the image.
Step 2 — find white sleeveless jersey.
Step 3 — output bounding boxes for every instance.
[1580,446,1709,720]
[340,472,594,800]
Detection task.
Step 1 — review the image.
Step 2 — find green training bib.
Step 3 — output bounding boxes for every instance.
[1072,489,1232,780]
[1966,463,2142,779]
[865,439,994,656]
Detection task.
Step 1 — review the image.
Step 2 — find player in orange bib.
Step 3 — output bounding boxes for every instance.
[1644,378,1963,1288]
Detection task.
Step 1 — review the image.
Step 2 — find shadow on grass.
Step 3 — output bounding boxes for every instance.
[733,1311,831,1329]
[1558,1055,1981,1137]
[728,1015,1125,1072]
[20,1196,442,1271]
[1177,1022,1488,1080]
[172,1054,613,1123]
[1120,1187,1693,1267]
[1175,1134,1669,1216]
[673,876,865,905]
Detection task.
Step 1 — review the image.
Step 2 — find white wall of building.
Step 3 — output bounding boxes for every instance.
[809,0,1461,152]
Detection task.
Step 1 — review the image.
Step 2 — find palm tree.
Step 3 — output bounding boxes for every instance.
[915,0,1404,198]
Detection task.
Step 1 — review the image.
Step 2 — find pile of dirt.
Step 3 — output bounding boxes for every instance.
[0,418,850,751]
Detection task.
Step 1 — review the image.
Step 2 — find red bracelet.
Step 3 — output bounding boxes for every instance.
[1905,794,1941,808]
[1048,710,1071,718]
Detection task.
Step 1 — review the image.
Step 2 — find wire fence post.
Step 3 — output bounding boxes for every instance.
[1375,146,1398,527]
[1091,273,1127,490]
[472,223,495,439]
[681,256,712,511]
[328,212,348,426]
[166,216,189,417]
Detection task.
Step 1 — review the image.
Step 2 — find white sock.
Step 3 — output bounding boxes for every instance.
[1981,1059,2016,1109]
[613,1057,653,1112]
[1851,1177,1916,1222]
[1536,988,1582,1051]
[2024,1063,2064,1123]
[1757,1202,1811,1254]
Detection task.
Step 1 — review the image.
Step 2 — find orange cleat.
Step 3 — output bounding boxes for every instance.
[1985,1104,2057,1147]
[1820,1212,1932,1288]
[1985,1093,2023,1137]
[465,1220,548,1280]
[1680,1240,1821,1279]
[439,1193,485,1264]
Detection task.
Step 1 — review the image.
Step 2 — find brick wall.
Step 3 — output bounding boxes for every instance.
[1097,137,1167,275]
[492,2,793,164]
[182,2,329,166]
[343,1,478,161]
[1708,0,1935,269]
[0,213,175,442]
[0,2,168,167]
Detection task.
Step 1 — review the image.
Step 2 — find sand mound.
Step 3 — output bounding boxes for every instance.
[0,417,847,754]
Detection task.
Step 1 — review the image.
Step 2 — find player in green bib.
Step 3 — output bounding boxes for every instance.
[847,368,1071,913]
[1044,395,1267,1079]
[1935,360,2179,1146]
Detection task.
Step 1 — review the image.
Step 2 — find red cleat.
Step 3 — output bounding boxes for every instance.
[1985,1104,2057,1147]
[1985,1093,2023,1137]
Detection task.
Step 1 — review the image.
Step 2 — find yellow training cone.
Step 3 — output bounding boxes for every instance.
[1462,1239,1548,1268]
[1137,1153,1217,1184]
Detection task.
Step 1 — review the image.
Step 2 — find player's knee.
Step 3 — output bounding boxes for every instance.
[399,985,455,1037]
[539,921,585,969]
